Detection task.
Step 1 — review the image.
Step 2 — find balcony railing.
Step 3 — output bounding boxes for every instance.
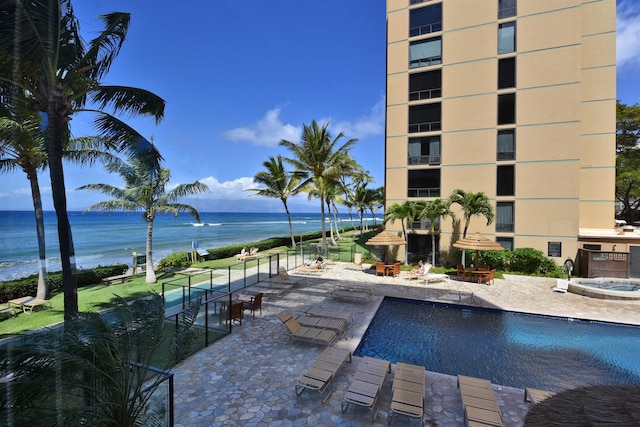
[409,88,441,101]
[497,151,515,161]
[496,222,514,232]
[408,187,440,198]
[409,56,442,69]
[409,121,441,133]
[410,22,442,37]
[408,154,441,165]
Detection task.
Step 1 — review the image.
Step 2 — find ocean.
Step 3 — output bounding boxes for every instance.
[0,210,376,281]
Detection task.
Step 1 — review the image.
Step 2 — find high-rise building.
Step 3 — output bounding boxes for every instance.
[385,0,617,267]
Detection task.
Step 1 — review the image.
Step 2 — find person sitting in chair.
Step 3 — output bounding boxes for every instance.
[409,260,425,275]
[306,256,324,269]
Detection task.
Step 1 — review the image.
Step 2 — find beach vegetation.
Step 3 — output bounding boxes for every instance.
[448,189,495,266]
[0,0,166,319]
[415,198,456,267]
[280,120,358,257]
[77,155,210,284]
[246,155,305,248]
[383,201,418,263]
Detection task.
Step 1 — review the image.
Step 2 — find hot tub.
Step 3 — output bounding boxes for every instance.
[569,278,640,300]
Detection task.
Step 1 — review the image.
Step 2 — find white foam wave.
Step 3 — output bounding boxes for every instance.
[208,223,222,226]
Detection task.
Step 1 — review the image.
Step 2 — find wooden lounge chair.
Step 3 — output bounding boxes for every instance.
[300,306,354,328]
[330,283,373,303]
[278,313,337,345]
[457,375,504,427]
[389,362,426,426]
[342,356,391,421]
[295,347,352,403]
[8,296,52,313]
[292,313,347,336]
[524,387,555,404]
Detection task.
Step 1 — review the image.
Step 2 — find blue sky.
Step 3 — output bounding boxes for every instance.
[1,0,639,212]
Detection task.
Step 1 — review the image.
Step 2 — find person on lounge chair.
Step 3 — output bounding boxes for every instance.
[249,247,258,256]
[306,256,323,269]
[236,247,247,259]
[409,260,425,275]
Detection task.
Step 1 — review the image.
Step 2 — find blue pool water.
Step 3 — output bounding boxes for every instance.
[354,297,640,392]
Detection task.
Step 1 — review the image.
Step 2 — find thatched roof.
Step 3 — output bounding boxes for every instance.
[524,384,640,426]
[365,230,406,246]
[452,232,504,251]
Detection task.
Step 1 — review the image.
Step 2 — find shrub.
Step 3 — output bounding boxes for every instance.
[510,248,562,276]
[156,252,192,270]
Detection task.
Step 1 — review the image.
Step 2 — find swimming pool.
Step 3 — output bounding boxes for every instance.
[354,297,640,392]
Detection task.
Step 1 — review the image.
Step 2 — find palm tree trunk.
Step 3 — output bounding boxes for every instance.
[145,219,156,283]
[28,172,48,300]
[431,232,437,267]
[320,197,328,256]
[284,201,296,248]
[45,111,78,320]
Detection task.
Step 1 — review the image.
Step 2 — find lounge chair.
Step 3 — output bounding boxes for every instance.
[300,306,354,328]
[457,375,504,427]
[342,356,391,421]
[8,296,52,313]
[389,362,426,426]
[292,312,347,336]
[295,347,352,403]
[278,312,337,345]
[423,272,450,284]
[242,292,263,319]
[330,283,373,303]
[524,387,555,404]
[552,279,569,293]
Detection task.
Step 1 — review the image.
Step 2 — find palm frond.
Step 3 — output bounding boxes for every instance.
[90,86,165,123]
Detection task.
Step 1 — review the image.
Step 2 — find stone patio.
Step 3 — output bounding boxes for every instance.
[172,263,640,426]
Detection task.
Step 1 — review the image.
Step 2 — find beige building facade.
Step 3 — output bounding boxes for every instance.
[385,0,619,268]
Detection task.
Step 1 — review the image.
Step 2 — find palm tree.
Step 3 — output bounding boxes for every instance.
[449,189,495,266]
[383,201,415,264]
[246,155,304,248]
[77,156,209,283]
[417,199,456,266]
[0,0,165,319]
[280,120,357,256]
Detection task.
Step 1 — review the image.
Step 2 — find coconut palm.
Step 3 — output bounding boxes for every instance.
[449,189,494,266]
[77,156,209,283]
[0,0,165,319]
[280,120,357,256]
[247,155,304,248]
[383,201,416,264]
[417,198,456,266]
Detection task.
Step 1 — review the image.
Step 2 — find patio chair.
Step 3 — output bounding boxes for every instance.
[375,262,386,276]
[242,292,263,319]
[477,269,496,285]
[300,306,354,328]
[389,362,426,426]
[456,264,472,281]
[295,347,352,403]
[457,375,504,427]
[342,356,391,421]
[278,312,337,345]
[219,301,244,325]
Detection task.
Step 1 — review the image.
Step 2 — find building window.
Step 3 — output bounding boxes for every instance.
[408,136,441,165]
[496,201,514,232]
[498,57,516,89]
[408,169,441,197]
[498,21,516,54]
[583,244,602,251]
[410,70,442,101]
[497,129,515,160]
[496,237,514,250]
[411,217,440,231]
[410,37,442,68]
[409,103,441,133]
[410,3,442,37]
[410,0,433,5]
[498,0,516,19]
[497,165,515,196]
[498,93,515,125]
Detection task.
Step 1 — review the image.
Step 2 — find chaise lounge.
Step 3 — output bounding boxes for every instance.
[287,311,347,336]
[389,362,426,426]
[8,296,51,313]
[278,313,337,345]
[457,375,504,427]
[342,356,391,421]
[300,306,354,328]
[295,347,352,403]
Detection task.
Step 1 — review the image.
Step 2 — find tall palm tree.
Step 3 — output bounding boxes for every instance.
[280,120,357,256]
[417,199,456,266]
[449,189,494,266]
[0,0,165,319]
[77,156,209,283]
[383,201,415,264]
[246,155,304,248]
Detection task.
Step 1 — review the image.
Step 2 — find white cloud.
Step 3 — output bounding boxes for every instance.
[330,95,385,139]
[195,175,256,199]
[222,108,300,147]
[618,1,640,69]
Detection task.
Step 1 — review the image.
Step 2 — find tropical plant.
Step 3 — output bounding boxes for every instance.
[77,156,209,283]
[0,0,166,319]
[449,189,495,266]
[247,155,304,248]
[0,293,200,426]
[416,199,456,266]
[615,101,640,224]
[280,120,357,255]
[383,201,416,264]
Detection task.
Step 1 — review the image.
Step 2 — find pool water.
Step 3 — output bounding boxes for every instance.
[577,281,640,292]
[354,297,640,392]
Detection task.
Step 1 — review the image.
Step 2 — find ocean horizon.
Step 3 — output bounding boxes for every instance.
[0,210,378,281]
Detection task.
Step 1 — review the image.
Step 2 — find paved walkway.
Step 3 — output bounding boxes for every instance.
[172,263,640,426]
